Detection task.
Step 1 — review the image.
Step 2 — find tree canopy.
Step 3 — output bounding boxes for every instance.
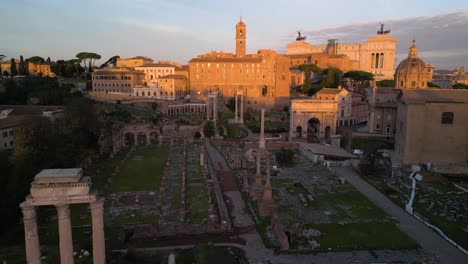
[76,52,101,73]
[10,58,18,76]
[344,71,374,81]
[26,56,46,64]
[298,63,322,93]
[376,79,395,87]
[321,67,342,88]
[452,83,468,89]
[427,81,440,88]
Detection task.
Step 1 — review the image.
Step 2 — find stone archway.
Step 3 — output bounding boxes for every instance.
[296,126,302,138]
[149,131,160,145]
[124,132,135,146]
[136,132,147,146]
[307,118,320,143]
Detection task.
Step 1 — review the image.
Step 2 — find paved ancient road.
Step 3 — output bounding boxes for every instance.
[335,166,468,264]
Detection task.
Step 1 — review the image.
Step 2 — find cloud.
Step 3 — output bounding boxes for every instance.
[285,10,468,69]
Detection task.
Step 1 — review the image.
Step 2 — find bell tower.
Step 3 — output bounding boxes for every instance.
[236,17,246,57]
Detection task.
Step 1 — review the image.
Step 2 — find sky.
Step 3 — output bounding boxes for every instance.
[2,0,468,69]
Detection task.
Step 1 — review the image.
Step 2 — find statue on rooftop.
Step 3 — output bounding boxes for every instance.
[296,30,307,41]
[377,22,391,35]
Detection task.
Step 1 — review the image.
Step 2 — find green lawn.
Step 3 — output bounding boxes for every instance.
[111,146,168,192]
[351,137,394,154]
[186,161,209,224]
[306,222,418,251]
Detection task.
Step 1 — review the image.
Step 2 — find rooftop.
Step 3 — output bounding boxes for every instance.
[400,89,468,104]
[92,68,145,75]
[302,143,357,159]
[34,168,83,183]
[0,105,64,116]
[136,63,176,68]
[158,74,187,80]
[0,116,24,129]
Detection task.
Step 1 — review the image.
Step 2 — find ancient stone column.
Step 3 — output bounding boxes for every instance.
[21,204,41,264]
[206,98,210,120]
[240,94,244,124]
[159,135,163,145]
[265,155,271,187]
[259,108,265,149]
[146,134,151,145]
[200,146,205,166]
[256,153,261,176]
[213,96,218,122]
[56,204,74,264]
[234,94,238,122]
[90,199,106,264]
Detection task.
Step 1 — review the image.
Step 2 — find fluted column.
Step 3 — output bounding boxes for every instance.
[90,199,106,264]
[21,204,41,264]
[56,204,74,264]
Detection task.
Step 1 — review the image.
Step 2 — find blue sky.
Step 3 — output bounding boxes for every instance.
[2,0,468,69]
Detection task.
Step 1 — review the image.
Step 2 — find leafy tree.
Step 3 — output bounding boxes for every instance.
[151,102,159,111]
[452,83,468,89]
[10,58,18,76]
[283,105,289,112]
[194,131,202,139]
[321,67,342,88]
[19,55,28,75]
[226,97,235,112]
[275,148,295,166]
[376,79,395,87]
[3,71,8,77]
[203,121,215,139]
[298,63,321,93]
[76,52,101,73]
[344,70,374,93]
[427,82,440,88]
[46,57,51,64]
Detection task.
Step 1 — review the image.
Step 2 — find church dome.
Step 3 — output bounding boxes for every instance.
[394,40,429,89]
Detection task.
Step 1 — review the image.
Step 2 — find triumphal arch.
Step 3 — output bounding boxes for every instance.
[20,168,105,264]
[289,99,338,142]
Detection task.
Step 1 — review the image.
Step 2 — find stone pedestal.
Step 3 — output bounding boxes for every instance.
[258,186,276,217]
[249,174,263,201]
[21,204,41,264]
[56,204,74,264]
[90,200,105,264]
[159,135,163,145]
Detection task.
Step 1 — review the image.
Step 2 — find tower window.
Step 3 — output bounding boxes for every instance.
[240,30,243,36]
[240,41,243,48]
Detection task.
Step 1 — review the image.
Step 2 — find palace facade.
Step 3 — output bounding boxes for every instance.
[189,18,290,110]
[286,25,397,79]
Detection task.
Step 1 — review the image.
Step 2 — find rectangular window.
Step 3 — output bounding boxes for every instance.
[441,112,454,124]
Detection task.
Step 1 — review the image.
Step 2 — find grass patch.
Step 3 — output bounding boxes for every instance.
[351,137,394,154]
[307,222,418,251]
[111,146,168,192]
